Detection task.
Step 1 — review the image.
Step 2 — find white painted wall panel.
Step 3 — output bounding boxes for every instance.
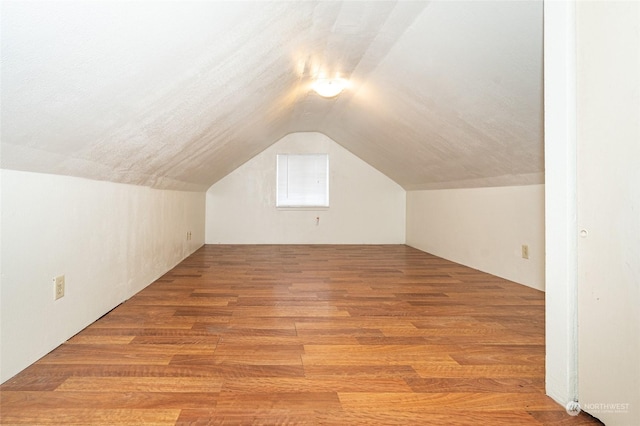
[205,132,405,244]
[576,2,640,424]
[543,0,578,407]
[0,170,205,382]
[406,185,544,290]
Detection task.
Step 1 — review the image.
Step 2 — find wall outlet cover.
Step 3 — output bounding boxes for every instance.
[54,275,65,300]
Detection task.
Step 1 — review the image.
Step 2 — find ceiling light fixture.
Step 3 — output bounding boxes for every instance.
[312,78,347,98]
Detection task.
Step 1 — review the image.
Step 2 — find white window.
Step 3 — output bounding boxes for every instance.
[276,154,329,208]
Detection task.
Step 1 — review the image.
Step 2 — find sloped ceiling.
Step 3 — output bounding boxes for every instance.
[1,1,543,191]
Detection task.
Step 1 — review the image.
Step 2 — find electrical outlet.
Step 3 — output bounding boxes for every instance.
[521,245,529,260]
[54,275,65,300]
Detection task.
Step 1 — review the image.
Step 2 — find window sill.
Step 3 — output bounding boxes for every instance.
[276,206,330,211]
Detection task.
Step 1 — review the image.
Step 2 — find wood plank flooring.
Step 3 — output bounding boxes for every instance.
[0,245,602,425]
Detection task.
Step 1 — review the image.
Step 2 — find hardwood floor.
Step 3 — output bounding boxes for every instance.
[1,245,601,425]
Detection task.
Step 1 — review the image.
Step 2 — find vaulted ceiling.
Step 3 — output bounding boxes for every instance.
[1,1,543,191]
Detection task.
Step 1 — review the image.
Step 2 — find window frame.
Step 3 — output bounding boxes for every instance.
[275,153,329,209]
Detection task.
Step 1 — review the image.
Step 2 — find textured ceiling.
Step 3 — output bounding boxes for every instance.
[1,1,543,191]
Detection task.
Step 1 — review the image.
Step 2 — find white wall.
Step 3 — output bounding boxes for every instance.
[0,170,205,383]
[576,1,640,424]
[205,132,405,244]
[406,185,544,290]
[543,0,579,407]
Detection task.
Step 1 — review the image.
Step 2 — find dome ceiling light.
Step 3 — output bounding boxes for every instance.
[312,78,347,98]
